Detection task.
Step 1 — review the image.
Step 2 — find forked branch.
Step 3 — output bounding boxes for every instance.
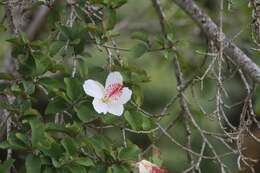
[172,0,260,84]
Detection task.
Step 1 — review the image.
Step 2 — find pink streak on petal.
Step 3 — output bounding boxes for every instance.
[106,83,123,99]
[151,166,167,173]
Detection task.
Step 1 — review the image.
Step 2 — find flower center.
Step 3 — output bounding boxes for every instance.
[102,83,123,102]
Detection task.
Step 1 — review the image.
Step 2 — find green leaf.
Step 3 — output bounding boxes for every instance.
[101,114,121,125]
[0,141,11,149]
[118,144,141,160]
[17,55,36,77]
[0,159,15,173]
[130,43,148,58]
[103,8,117,30]
[0,73,14,80]
[49,41,65,57]
[89,135,112,151]
[50,63,70,74]
[131,32,149,43]
[45,97,68,114]
[0,82,9,92]
[88,164,106,173]
[45,122,81,136]
[25,154,41,173]
[130,73,150,83]
[43,167,56,173]
[61,137,77,156]
[74,157,94,167]
[15,98,32,113]
[39,77,64,91]
[142,114,156,130]
[59,26,74,40]
[15,132,30,147]
[7,132,27,150]
[59,25,87,54]
[132,85,144,106]
[74,101,98,123]
[124,111,142,130]
[51,158,62,168]
[29,118,45,148]
[68,165,86,173]
[64,77,84,101]
[0,101,17,112]
[20,32,29,44]
[163,49,175,61]
[104,0,127,8]
[84,24,103,33]
[109,165,129,173]
[6,34,24,45]
[22,81,35,95]
[77,58,89,79]
[70,38,81,45]
[33,53,52,76]
[42,142,64,160]
[23,108,41,118]
[104,30,120,38]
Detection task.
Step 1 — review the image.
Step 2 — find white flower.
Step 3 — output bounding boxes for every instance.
[83,71,132,116]
[137,160,166,173]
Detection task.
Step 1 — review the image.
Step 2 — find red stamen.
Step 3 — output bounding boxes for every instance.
[106,83,123,98]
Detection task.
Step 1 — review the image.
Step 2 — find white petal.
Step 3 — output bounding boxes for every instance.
[108,104,124,116]
[137,160,166,173]
[119,87,132,104]
[111,87,132,105]
[139,164,150,173]
[105,71,123,88]
[138,160,150,173]
[83,80,105,99]
[138,160,153,173]
[92,98,108,114]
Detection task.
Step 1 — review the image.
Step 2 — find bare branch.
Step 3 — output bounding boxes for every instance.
[172,0,260,84]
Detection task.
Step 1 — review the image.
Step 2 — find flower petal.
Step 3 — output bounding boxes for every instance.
[108,104,124,116]
[83,80,105,99]
[105,71,123,88]
[137,160,166,173]
[138,163,150,173]
[110,87,132,105]
[92,98,108,114]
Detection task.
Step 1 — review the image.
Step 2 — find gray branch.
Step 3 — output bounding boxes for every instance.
[26,5,50,41]
[172,0,260,84]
